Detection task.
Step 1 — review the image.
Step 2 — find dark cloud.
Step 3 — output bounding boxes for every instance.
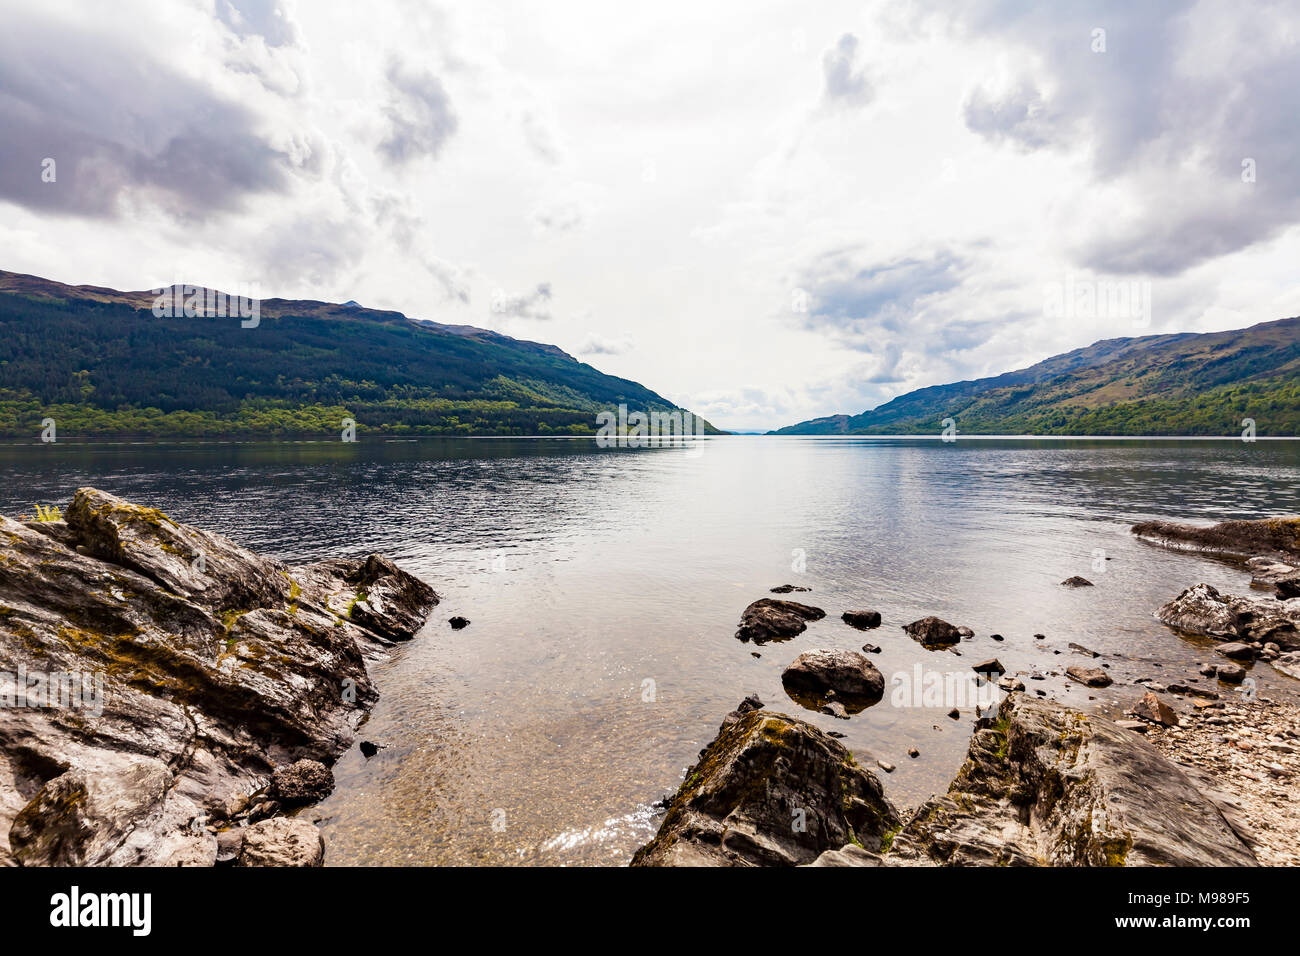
[944,1,1300,275]
[379,62,459,165]
[822,34,874,107]
[799,247,966,331]
[0,16,292,220]
[962,80,1055,150]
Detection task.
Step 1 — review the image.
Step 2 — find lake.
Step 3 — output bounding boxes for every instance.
[2,436,1298,865]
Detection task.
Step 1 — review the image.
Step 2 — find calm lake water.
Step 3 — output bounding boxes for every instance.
[2,436,1299,865]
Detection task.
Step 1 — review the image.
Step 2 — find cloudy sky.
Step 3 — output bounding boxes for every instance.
[2,0,1298,431]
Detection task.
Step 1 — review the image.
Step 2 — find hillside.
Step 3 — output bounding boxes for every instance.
[0,271,718,438]
[772,317,1300,436]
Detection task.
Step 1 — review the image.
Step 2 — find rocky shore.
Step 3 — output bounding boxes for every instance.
[633,515,1300,867]
[0,488,439,866]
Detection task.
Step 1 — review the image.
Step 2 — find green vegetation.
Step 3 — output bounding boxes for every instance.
[0,276,717,438]
[32,504,62,522]
[773,317,1300,436]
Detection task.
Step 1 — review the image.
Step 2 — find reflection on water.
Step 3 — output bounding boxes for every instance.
[2,437,1298,865]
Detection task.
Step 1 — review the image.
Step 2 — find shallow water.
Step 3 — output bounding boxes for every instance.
[2,436,1298,865]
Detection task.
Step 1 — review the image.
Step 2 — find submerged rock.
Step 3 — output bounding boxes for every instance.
[1060,576,1094,588]
[734,599,825,643]
[903,616,963,647]
[630,709,901,866]
[0,488,439,867]
[781,649,885,711]
[887,694,1257,866]
[769,584,811,594]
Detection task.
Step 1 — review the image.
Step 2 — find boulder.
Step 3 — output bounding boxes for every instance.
[630,709,901,866]
[841,609,882,629]
[236,817,325,867]
[1130,691,1178,727]
[888,694,1257,866]
[270,759,335,805]
[1066,665,1112,687]
[0,488,439,866]
[903,616,963,647]
[1216,663,1246,684]
[781,650,885,710]
[1155,583,1300,649]
[1215,642,1257,661]
[734,599,825,643]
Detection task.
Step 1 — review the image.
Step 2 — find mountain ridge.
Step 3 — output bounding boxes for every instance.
[771,317,1300,436]
[0,270,720,438]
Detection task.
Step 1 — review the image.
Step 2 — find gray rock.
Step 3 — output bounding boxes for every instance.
[1132,518,1300,561]
[735,599,825,643]
[1066,665,1113,687]
[888,694,1257,866]
[782,649,885,710]
[236,817,325,867]
[903,616,963,647]
[630,709,901,866]
[1155,583,1300,649]
[0,488,439,866]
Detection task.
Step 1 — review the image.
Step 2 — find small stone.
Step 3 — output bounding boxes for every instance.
[973,658,1005,675]
[907,747,920,758]
[877,760,895,773]
[841,609,882,629]
[1131,691,1178,727]
[947,708,960,720]
[1061,576,1093,587]
[359,741,381,758]
[1066,665,1112,688]
[449,616,471,629]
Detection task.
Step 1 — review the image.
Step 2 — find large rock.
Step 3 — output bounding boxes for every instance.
[903,616,962,647]
[631,708,901,866]
[734,599,825,643]
[1155,583,1300,649]
[1273,652,1300,681]
[1133,517,1300,560]
[0,488,439,866]
[888,694,1257,866]
[781,649,885,711]
[236,817,325,867]
[1066,665,1113,687]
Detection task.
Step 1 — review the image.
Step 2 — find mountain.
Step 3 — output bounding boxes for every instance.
[0,271,719,438]
[772,317,1300,436]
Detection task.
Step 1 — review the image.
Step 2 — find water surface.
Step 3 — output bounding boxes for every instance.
[2,437,1297,865]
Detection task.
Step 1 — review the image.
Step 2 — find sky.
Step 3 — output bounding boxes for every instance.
[1,0,1298,432]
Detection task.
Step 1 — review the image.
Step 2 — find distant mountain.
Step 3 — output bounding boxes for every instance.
[772,317,1300,436]
[0,271,719,438]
